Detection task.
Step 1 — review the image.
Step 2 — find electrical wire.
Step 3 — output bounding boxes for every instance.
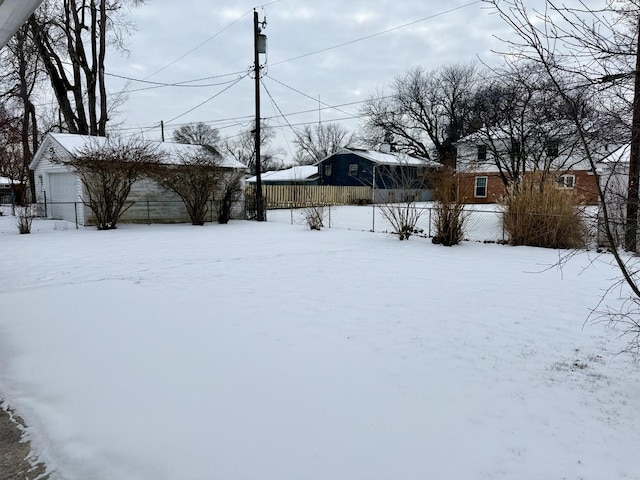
[261,78,297,158]
[263,74,356,118]
[142,73,249,133]
[268,1,482,67]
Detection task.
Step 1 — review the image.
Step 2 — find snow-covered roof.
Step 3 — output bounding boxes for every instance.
[319,147,440,168]
[246,165,318,183]
[31,133,247,170]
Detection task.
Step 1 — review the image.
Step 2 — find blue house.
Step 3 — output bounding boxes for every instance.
[316,146,440,202]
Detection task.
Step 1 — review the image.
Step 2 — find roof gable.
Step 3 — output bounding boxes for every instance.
[317,147,439,168]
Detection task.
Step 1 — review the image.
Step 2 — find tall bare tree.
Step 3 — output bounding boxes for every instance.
[293,122,355,165]
[28,0,145,136]
[223,123,284,175]
[0,24,44,200]
[172,122,221,151]
[361,63,479,167]
[467,60,585,191]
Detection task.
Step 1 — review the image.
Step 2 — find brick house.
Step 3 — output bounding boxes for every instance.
[455,130,599,205]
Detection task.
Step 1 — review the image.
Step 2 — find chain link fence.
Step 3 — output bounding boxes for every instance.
[266,203,601,246]
[1,198,601,247]
[0,198,246,234]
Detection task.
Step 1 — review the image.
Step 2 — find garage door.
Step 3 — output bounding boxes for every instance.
[48,173,79,221]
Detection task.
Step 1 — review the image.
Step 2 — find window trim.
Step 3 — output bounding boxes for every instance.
[557,174,575,189]
[474,176,488,198]
[348,163,359,176]
[324,164,332,176]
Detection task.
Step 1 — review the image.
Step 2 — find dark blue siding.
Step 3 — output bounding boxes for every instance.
[318,153,374,186]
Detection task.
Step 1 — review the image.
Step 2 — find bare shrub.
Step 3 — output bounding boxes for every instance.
[303,204,326,230]
[376,163,428,240]
[432,169,466,246]
[501,175,587,249]
[150,148,223,226]
[216,171,244,224]
[56,136,162,230]
[16,205,35,234]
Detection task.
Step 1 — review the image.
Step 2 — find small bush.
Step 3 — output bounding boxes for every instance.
[16,205,34,234]
[217,172,244,224]
[501,175,587,249]
[431,169,466,246]
[303,205,326,230]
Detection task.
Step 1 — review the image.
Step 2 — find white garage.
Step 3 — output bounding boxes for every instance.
[30,132,247,228]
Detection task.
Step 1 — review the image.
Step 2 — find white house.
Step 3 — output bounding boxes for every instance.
[30,133,247,226]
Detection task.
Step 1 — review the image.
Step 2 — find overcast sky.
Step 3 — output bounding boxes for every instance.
[103,0,546,161]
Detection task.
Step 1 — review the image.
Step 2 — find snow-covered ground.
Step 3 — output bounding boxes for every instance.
[1,210,639,480]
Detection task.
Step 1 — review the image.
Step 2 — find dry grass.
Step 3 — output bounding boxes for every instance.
[432,169,466,246]
[501,175,587,249]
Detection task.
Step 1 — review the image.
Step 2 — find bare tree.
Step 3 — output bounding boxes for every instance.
[0,24,43,200]
[485,0,640,351]
[28,0,146,136]
[361,63,479,166]
[467,60,585,192]
[54,136,161,230]
[149,148,226,226]
[172,122,221,151]
[0,106,26,202]
[293,122,355,165]
[223,123,284,175]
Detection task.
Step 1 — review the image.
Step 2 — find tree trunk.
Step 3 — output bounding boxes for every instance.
[625,16,640,251]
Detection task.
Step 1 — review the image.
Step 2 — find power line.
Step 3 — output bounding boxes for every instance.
[264,74,356,118]
[106,71,248,90]
[261,78,298,157]
[269,1,482,67]
[161,73,250,126]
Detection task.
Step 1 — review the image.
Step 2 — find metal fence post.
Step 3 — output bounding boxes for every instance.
[74,202,78,229]
[428,207,432,237]
[147,200,150,224]
[372,203,375,232]
[43,191,48,217]
[328,204,331,228]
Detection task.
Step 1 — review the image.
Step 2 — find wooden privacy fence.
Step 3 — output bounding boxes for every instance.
[245,184,372,208]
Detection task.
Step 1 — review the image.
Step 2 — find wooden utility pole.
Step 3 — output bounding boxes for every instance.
[253,10,265,221]
[625,19,640,251]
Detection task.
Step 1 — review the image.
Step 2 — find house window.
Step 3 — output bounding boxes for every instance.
[546,140,559,158]
[477,145,487,161]
[348,163,358,176]
[557,174,575,189]
[474,176,488,198]
[324,164,332,176]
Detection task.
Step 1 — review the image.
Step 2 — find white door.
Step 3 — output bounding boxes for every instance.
[48,172,79,221]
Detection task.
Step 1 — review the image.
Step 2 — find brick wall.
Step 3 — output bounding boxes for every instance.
[455,170,599,205]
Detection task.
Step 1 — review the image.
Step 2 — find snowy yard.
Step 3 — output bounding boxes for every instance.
[1,212,639,480]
